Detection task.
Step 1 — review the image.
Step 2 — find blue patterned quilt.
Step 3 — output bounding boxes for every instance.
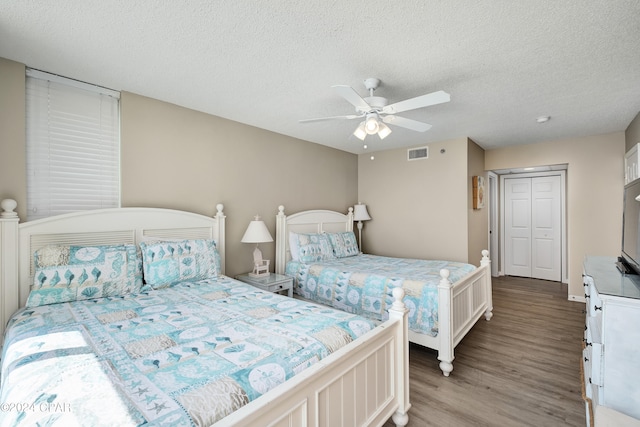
[0,277,375,426]
[285,254,476,337]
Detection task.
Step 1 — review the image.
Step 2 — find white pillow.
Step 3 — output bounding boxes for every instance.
[289,231,300,261]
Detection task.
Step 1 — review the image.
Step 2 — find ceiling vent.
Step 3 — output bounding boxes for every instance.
[407,146,428,161]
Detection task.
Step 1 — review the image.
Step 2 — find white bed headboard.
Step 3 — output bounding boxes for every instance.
[0,200,225,344]
[275,205,353,274]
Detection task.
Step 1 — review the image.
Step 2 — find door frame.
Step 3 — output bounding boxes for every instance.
[499,170,567,283]
[488,171,499,277]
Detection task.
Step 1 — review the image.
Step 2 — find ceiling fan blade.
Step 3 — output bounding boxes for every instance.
[382,90,450,114]
[382,115,432,132]
[299,114,362,123]
[332,85,372,112]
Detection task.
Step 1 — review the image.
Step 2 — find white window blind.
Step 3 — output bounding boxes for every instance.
[26,69,121,221]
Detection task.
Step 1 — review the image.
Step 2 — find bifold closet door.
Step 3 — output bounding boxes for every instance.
[504,175,561,281]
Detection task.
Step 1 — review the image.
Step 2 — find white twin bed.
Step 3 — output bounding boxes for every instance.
[0,201,410,427]
[275,205,493,377]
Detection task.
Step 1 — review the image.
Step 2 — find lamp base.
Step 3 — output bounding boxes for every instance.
[249,259,270,277]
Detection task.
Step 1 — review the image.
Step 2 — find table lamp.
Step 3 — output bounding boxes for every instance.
[241,215,273,277]
[353,203,371,253]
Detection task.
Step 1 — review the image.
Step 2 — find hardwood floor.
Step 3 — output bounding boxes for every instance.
[384,276,586,427]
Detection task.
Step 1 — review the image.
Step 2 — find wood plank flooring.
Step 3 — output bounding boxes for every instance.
[384,276,586,427]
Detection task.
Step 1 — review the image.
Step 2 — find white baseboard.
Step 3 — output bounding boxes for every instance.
[569,294,586,303]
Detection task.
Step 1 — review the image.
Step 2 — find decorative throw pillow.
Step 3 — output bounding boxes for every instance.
[327,231,360,258]
[295,233,335,263]
[289,232,301,261]
[140,239,220,289]
[26,243,143,307]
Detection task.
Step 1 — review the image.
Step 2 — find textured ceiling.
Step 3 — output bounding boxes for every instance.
[1,1,640,154]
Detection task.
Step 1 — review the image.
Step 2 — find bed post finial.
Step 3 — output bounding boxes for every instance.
[1,199,18,218]
[480,249,490,267]
[390,287,406,312]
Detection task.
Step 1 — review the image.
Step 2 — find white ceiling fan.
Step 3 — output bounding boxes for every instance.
[300,78,450,141]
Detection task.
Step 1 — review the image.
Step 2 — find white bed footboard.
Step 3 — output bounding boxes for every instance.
[410,250,493,376]
[217,288,411,427]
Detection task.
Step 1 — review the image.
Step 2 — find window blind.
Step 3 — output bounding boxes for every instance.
[26,69,121,221]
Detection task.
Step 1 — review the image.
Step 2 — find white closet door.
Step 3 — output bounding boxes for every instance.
[505,178,532,277]
[504,175,562,281]
[531,176,562,281]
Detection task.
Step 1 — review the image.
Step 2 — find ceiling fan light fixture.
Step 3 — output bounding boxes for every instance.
[365,114,379,134]
[377,122,392,139]
[301,78,448,144]
[353,122,367,140]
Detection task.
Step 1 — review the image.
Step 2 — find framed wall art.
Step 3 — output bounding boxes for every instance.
[473,176,485,209]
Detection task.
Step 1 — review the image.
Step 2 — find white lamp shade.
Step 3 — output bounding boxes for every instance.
[353,204,371,221]
[353,122,367,140]
[377,122,392,139]
[241,216,273,243]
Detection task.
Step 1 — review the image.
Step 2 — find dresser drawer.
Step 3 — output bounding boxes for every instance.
[583,346,593,399]
[589,288,603,317]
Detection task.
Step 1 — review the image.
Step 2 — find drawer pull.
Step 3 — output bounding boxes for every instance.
[584,356,589,362]
[594,305,602,311]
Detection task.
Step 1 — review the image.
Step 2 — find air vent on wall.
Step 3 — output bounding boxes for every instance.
[407,146,428,161]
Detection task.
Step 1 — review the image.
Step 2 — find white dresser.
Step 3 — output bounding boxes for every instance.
[582,256,640,426]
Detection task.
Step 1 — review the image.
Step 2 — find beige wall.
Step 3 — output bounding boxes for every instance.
[485,132,625,299]
[121,92,357,275]
[626,111,640,151]
[467,139,488,265]
[0,58,26,220]
[357,138,474,263]
[0,59,358,277]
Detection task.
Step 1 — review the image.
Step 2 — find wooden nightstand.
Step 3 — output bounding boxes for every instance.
[235,272,293,297]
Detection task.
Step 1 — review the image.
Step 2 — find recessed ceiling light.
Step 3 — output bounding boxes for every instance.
[536,116,550,123]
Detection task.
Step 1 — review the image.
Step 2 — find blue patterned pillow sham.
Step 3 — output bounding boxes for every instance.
[327,231,360,258]
[26,244,143,307]
[295,233,335,263]
[140,239,220,289]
